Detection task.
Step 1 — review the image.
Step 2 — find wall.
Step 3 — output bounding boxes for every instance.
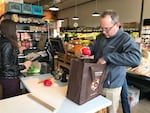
[58,0,149,28]
[143,0,150,19]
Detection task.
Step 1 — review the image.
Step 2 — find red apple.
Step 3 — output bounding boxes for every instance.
[81,47,91,56]
[43,79,52,86]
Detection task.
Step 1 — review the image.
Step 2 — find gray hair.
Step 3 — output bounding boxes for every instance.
[101,9,119,24]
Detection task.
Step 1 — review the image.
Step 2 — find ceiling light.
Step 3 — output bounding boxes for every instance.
[72,16,79,20]
[57,18,65,22]
[49,0,59,11]
[49,5,59,11]
[92,11,100,17]
[92,0,100,17]
[72,0,79,20]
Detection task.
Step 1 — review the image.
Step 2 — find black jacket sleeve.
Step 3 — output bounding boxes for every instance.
[1,42,24,77]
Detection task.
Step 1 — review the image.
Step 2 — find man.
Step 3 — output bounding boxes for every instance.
[88,9,141,113]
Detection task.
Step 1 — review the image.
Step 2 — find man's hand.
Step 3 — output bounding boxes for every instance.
[97,57,106,64]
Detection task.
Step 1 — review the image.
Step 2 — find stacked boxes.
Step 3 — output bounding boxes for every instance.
[7,2,22,13]
[22,3,32,14]
[3,2,43,16]
[32,5,43,16]
[128,86,140,107]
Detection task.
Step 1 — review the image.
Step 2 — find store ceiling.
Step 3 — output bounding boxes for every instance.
[23,0,94,10]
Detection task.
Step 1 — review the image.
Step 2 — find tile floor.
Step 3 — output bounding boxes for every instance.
[118,99,150,113]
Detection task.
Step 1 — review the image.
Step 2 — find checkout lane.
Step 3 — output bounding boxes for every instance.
[0,73,112,113]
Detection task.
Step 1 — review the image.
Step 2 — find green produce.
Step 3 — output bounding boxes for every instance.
[27,65,40,74]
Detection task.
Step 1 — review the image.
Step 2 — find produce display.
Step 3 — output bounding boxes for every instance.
[130,31,139,38]
[60,32,100,46]
[59,31,100,57]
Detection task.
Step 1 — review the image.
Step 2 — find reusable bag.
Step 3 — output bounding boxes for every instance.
[66,58,107,105]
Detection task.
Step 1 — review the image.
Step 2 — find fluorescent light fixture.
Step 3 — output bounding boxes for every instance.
[72,0,79,21]
[72,16,79,20]
[57,18,65,22]
[92,11,100,16]
[92,0,100,17]
[49,5,59,11]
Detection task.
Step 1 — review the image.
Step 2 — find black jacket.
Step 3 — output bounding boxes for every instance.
[0,35,25,79]
[89,28,141,88]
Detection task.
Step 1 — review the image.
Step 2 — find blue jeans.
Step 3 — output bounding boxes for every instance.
[121,79,131,113]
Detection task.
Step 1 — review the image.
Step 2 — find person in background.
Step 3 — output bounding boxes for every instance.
[0,19,32,99]
[81,9,141,113]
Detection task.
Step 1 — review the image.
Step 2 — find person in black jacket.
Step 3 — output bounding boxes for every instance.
[0,19,32,99]
[87,9,141,113]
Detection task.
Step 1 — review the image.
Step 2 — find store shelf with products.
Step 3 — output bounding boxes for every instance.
[17,22,48,53]
[0,3,55,74]
[60,26,102,33]
[60,27,100,43]
[0,1,48,53]
[122,22,140,39]
[60,24,140,48]
[1,10,48,52]
[141,19,150,50]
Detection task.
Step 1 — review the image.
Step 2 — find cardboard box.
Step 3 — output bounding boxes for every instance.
[128,86,140,107]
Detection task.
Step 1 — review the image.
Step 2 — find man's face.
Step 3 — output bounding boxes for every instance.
[100,15,119,38]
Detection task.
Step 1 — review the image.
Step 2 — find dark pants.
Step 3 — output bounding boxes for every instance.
[0,78,20,99]
[121,79,131,113]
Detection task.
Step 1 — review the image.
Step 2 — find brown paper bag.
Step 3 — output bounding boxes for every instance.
[66,58,107,105]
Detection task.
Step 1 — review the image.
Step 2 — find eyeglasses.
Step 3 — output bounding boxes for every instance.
[101,24,116,33]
